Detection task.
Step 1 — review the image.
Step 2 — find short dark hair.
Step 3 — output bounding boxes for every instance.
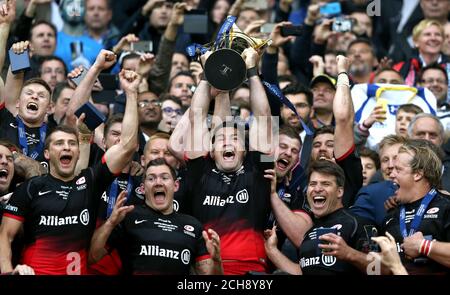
[347,37,376,56]
[279,125,302,145]
[52,81,74,103]
[0,140,19,153]
[120,52,140,70]
[210,120,245,146]
[22,78,52,99]
[313,125,335,140]
[307,160,345,188]
[44,125,78,150]
[283,84,314,106]
[419,63,448,83]
[39,55,68,76]
[168,71,195,89]
[145,158,177,180]
[160,93,182,106]
[104,113,124,138]
[29,20,57,40]
[397,103,423,115]
[359,147,380,170]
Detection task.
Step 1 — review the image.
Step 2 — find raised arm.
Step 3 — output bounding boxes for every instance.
[168,107,189,164]
[103,70,140,174]
[66,50,117,119]
[0,0,16,104]
[89,191,134,264]
[243,48,273,154]
[265,168,313,247]
[211,91,231,130]
[333,55,354,159]
[184,53,212,159]
[3,41,29,114]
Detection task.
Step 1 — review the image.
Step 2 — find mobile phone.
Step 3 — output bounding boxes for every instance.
[98,73,119,90]
[131,41,153,53]
[74,101,106,131]
[375,98,388,122]
[332,17,354,33]
[320,2,342,18]
[316,227,338,255]
[9,48,31,74]
[280,25,303,37]
[183,9,208,34]
[260,23,276,34]
[70,67,88,86]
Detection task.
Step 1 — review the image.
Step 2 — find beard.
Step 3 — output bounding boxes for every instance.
[349,62,371,77]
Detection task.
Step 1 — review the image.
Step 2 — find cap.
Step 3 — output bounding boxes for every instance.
[310,74,337,90]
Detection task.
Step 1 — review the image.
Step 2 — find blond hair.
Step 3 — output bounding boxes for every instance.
[413,19,444,42]
[398,140,442,188]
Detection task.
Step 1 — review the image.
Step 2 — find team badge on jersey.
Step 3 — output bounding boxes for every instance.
[76,177,86,185]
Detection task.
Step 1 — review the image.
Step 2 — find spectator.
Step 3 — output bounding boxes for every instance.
[395,104,423,138]
[168,71,195,109]
[158,95,182,133]
[418,64,448,107]
[346,38,378,84]
[137,91,162,155]
[360,148,380,186]
[373,68,405,85]
[393,19,448,86]
[38,55,67,91]
[83,0,120,50]
[48,81,75,126]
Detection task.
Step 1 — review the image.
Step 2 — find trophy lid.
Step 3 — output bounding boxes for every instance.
[203,48,247,91]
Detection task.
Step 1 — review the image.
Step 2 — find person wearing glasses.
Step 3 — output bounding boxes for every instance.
[137,91,162,156]
[158,95,183,134]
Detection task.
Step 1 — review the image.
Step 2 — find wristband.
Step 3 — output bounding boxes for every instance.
[337,71,348,77]
[247,67,258,78]
[419,239,433,256]
[337,72,350,87]
[362,121,371,129]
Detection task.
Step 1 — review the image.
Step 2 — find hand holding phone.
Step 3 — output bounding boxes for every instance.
[74,102,106,131]
[280,25,303,37]
[375,98,388,122]
[316,227,338,255]
[332,17,354,33]
[69,66,88,86]
[9,41,31,74]
[320,2,342,18]
[183,9,208,34]
[131,41,153,53]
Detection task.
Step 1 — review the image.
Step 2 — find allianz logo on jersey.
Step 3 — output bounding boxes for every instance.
[139,245,191,265]
[203,189,249,207]
[300,254,337,268]
[38,209,90,226]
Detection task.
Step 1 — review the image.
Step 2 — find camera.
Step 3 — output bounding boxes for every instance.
[332,17,354,33]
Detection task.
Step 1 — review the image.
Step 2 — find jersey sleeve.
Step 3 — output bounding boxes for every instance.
[88,155,117,197]
[194,223,210,262]
[290,189,313,217]
[247,151,274,173]
[2,181,32,222]
[337,148,363,208]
